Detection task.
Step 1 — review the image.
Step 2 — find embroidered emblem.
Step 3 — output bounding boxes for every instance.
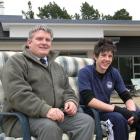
[106,81,113,89]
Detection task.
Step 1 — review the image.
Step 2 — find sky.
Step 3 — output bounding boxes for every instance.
[2,0,140,20]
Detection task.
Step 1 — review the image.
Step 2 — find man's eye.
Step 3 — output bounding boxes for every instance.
[46,39,51,42]
[36,38,42,41]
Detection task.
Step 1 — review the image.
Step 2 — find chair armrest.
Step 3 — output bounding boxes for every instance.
[0,112,31,140]
[80,105,103,140]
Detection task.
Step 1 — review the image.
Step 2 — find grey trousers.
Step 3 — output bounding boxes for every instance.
[11,112,95,140]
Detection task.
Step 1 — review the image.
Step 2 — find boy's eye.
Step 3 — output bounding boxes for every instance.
[101,54,106,57]
[107,53,113,57]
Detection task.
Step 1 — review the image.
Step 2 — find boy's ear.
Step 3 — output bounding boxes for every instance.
[93,54,97,61]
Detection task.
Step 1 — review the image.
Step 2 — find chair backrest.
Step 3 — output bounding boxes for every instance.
[0,52,94,106]
[0,51,18,106]
[55,56,93,96]
[0,53,94,140]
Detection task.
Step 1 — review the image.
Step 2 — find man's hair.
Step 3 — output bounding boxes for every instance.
[93,38,117,57]
[28,25,53,40]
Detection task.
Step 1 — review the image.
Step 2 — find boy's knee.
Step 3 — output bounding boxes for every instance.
[111,112,128,126]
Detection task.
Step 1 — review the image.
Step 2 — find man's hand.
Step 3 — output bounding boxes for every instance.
[46,108,64,122]
[64,101,77,116]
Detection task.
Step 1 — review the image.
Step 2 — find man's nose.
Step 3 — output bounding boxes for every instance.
[42,39,47,43]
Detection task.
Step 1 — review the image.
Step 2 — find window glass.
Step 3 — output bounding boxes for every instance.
[134,65,140,73]
[112,56,133,85]
[134,57,140,64]
[134,75,140,78]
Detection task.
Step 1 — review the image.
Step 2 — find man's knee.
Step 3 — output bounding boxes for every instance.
[36,119,63,140]
[29,118,63,139]
[77,113,95,129]
[40,119,62,133]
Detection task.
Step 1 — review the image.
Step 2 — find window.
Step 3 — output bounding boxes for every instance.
[113,56,133,85]
[113,56,140,84]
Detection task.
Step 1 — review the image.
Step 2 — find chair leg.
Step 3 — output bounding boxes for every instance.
[91,109,103,140]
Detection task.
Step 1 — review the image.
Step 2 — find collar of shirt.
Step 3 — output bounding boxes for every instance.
[43,57,48,64]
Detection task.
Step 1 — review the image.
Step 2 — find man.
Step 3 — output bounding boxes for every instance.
[78,38,140,140]
[1,26,94,140]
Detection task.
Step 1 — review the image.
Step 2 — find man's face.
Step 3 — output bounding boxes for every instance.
[94,51,113,73]
[27,30,52,57]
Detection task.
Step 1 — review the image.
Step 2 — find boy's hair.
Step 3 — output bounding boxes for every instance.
[93,38,117,57]
[28,25,53,40]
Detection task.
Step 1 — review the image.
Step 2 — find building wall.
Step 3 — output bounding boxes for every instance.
[0,40,96,58]
[9,24,104,38]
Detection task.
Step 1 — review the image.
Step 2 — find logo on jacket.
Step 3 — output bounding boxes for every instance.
[106,81,113,89]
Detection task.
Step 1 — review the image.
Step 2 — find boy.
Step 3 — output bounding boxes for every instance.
[78,38,140,140]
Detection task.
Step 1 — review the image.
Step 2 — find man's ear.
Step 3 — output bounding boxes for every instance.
[26,39,32,47]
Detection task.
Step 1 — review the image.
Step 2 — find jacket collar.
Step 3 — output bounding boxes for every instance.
[23,46,59,65]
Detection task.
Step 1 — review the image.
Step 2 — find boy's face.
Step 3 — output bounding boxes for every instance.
[94,51,113,73]
[27,30,52,57]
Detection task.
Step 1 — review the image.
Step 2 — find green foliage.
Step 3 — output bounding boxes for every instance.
[102,14,113,20]
[22,1,132,20]
[37,2,71,19]
[80,2,100,20]
[113,8,132,20]
[73,13,81,20]
[102,8,132,20]
[22,1,34,19]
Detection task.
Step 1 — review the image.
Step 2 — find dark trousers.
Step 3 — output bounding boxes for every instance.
[135,122,140,140]
[132,118,140,140]
[133,106,140,140]
[100,112,128,140]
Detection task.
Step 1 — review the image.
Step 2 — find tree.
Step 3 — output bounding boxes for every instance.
[101,14,113,20]
[22,1,34,19]
[37,2,71,19]
[22,1,132,20]
[113,8,132,20]
[73,13,81,20]
[80,2,100,20]
[102,8,132,20]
